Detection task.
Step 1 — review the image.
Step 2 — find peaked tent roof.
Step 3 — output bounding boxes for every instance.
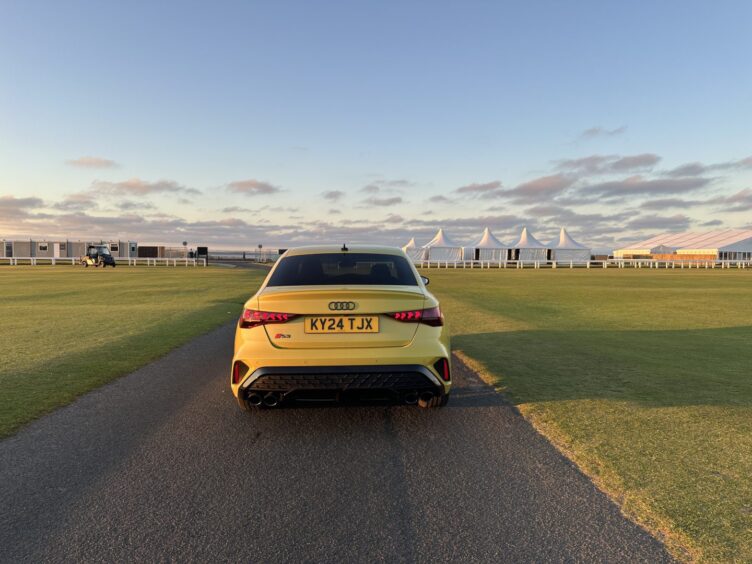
[402,237,417,250]
[423,228,462,248]
[548,227,588,250]
[512,227,548,249]
[472,227,507,248]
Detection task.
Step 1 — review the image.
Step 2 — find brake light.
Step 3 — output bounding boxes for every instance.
[388,306,443,326]
[239,309,298,328]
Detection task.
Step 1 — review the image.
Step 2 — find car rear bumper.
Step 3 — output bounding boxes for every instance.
[237,364,445,405]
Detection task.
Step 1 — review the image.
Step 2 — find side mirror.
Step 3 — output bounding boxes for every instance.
[420,275,430,286]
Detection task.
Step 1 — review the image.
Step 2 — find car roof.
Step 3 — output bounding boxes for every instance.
[283,245,404,257]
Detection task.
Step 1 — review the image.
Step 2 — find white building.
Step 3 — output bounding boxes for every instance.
[465,227,508,261]
[421,229,463,261]
[548,227,591,263]
[510,227,548,263]
[614,229,752,260]
[401,237,424,262]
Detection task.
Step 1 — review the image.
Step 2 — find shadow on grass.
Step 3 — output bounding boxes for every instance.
[453,326,752,407]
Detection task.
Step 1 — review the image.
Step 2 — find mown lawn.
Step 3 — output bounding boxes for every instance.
[423,269,752,563]
[0,266,265,438]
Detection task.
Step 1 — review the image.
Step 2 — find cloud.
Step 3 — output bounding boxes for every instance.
[361,196,403,207]
[429,195,452,203]
[322,190,345,202]
[507,174,576,203]
[626,214,692,231]
[328,209,342,215]
[610,153,661,171]
[361,184,381,193]
[454,181,503,199]
[707,188,752,212]
[0,195,44,220]
[52,192,98,211]
[66,156,118,169]
[664,156,752,177]
[227,179,280,196]
[557,153,660,174]
[701,219,723,227]
[221,206,252,213]
[580,126,627,139]
[92,178,200,196]
[639,197,705,210]
[118,200,155,211]
[581,175,710,198]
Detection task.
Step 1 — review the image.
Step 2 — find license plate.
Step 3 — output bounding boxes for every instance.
[304,316,379,334]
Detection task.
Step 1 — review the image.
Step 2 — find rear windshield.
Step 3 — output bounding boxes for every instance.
[267,253,418,286]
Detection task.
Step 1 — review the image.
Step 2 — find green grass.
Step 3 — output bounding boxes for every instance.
[0,266,265,438]
[422,269,752,563]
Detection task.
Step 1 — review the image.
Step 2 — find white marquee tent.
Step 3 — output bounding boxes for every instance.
[548,227,591,263]
[421,229,463,261]
[401,237,424,262]
[511,227,548,263]
[465,227,508,261]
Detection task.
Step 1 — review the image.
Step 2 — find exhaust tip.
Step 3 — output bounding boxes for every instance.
[418,391,435,408]
[403,391,419,405]
[247,393,263,407]
[262,393,280,407]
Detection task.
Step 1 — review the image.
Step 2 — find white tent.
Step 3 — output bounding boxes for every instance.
[466,227,508,261]
[422,228,463,261]
[401,237,424,262]
[548,227,591,263]
[511,227,548,263]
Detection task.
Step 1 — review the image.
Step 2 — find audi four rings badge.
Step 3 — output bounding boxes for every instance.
[328,301,356,311]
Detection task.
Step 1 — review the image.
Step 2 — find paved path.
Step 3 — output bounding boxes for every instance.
[0,324,672,563]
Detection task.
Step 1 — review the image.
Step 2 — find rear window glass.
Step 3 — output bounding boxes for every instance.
[267,253,418,286]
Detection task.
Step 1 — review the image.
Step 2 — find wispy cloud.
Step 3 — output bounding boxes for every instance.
[580,126,627,139]
[454,181,503,199]
[92,178,200,196]
[66,156,118,169]
[322,190,345,202]
[361,196,403,207]
[557,153,660,174]
[707,188,752,212]
[626,214,692,231]
[663,155,752,177]
[227,179,280,196]
[580,176,710,198]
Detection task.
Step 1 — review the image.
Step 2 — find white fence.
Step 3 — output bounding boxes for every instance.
[0,257,207,267]
[417,259,752,270]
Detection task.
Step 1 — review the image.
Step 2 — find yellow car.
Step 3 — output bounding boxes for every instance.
[231,245,451,410]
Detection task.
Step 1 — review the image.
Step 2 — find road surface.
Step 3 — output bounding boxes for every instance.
[0,324,672,563]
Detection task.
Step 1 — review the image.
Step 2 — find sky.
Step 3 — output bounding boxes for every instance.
[1,0,751,250]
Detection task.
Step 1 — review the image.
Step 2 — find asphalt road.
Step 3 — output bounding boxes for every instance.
[0,324,672,563]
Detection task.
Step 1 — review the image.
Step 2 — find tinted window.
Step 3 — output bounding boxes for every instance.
[267,253,418,286]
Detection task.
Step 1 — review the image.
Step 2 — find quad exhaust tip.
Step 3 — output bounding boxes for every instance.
[403,391,419,405]
[262,393,280,407]
[247,393,263,407]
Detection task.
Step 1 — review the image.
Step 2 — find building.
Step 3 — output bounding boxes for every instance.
[614,230,752,261]
[420,229,463,261]
[1,239,138,258]
[510,227,548,263]
[465,227,507,261]
[548,227,591,263]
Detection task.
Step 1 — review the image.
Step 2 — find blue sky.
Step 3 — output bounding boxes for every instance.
[1,0,750,249]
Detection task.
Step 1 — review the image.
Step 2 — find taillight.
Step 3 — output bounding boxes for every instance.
[434,358,450,381]
[239,309,299,328]
[388,306,443,326]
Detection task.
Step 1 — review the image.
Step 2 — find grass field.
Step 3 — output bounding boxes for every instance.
[423,269,752,563]
[0,266,265,438]
[2,266,750,561]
